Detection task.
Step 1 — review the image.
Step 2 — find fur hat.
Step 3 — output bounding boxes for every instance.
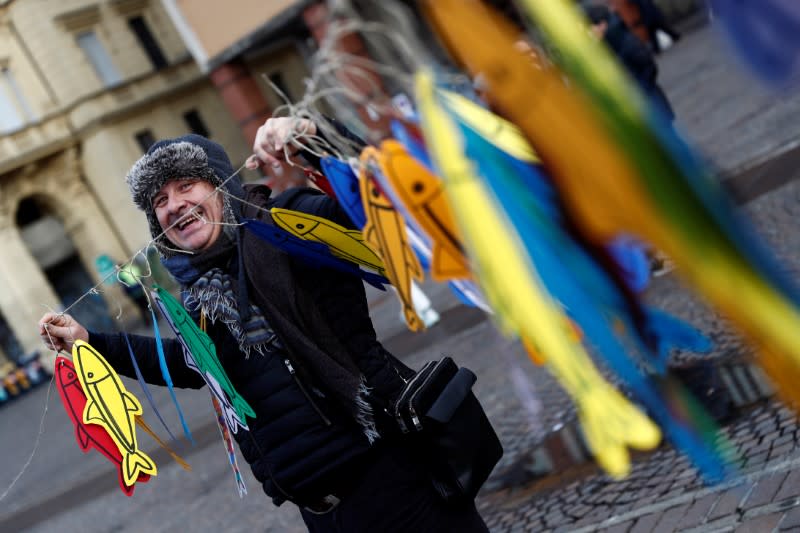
[125,134,245,255]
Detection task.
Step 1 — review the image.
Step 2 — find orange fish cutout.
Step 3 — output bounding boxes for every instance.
[377,140,471,281]
[360,146,425,331]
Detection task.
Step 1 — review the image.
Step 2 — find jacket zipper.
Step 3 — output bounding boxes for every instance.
[284,359,332,426]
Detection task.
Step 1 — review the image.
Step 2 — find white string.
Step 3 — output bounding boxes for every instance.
[0,373,55,503]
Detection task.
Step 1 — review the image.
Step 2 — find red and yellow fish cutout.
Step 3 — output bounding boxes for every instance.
[56,356,151,496]
[360,147,425,331]
[73,340,157,487]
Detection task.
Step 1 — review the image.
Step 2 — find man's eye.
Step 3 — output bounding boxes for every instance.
[154,196,166,208]
[180,181,194,191]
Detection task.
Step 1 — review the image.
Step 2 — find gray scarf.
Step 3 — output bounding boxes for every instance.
[183,268,280,357]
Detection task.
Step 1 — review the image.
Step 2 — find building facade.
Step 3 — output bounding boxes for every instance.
[0,0,257,371]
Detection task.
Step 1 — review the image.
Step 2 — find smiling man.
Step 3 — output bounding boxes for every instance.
[38,127,492,532]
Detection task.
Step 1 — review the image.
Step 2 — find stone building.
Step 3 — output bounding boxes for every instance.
[0,0,260,371]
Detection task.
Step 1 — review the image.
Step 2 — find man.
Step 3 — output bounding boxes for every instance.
[631,0,681,53]
[585,3,675,121]
[39,118,490,532]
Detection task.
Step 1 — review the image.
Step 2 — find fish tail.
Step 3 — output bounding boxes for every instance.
[232,395,257,421]
[403,306,425,332]
[643,307,713,372]
[644,377,735,483]
[431,242,470,281]
[123,449,157,487]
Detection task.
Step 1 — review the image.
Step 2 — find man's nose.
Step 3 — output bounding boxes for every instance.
[166,194,187,216]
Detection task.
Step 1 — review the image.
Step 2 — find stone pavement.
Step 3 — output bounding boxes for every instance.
[3,18,800,533]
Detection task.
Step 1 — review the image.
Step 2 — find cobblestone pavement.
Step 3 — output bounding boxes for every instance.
[3,19,800,533]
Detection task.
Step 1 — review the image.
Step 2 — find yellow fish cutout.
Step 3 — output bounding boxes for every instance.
[415,70,659,477]
[360,146,425,331]
[270,208,386,275]
[438,90,539,164]
[73,340,157,487]
[421,0,656,245]
[426,0,800,409]
[377,139,471,282]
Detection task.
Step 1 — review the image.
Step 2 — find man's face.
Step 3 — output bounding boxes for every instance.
[152,179,224,252]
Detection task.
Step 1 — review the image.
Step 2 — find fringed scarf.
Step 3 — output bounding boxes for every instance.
[183,268,279,357]
[160,193,379,444]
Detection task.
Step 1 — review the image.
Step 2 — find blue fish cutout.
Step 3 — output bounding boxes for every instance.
[606,235,651,294]
[390,119,434,171]
[244,218,389,291]
[321,157,367,229]
[710,0,800,84]
[456,120,730,482]
[152,308,194,445]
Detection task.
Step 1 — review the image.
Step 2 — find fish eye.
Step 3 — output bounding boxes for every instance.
[296,223,305,229]
[87,372,94,378]
[68,372,73,378]
[371,187,379,198]
[412,182,424,193]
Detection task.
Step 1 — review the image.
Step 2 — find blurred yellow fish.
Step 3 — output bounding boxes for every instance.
[270,208,386,275]
[416,70,659,477]
[439,90,539,164]
[360,147,425,331]
[377,139,471,281]
[73,340,157,487]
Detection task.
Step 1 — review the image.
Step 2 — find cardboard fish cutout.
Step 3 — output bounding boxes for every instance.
[72,341,157,487]
[243,219,389,290]
[56,356,151,496]
[360,147,426,331]
[416,70,660,477]
[512,0,800,408]
[456,116,731,479]
[270,208,386,275]
[391,120,435,171]
[439,90,539,163]
[377,139,471,281]
[152,285,255,433]
[320,157,368,229]
[709,0,800,84]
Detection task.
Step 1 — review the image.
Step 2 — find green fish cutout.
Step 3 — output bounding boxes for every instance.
[152,285,255,433]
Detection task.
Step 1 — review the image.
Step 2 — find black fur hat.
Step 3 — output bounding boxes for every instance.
[125,134,245,255]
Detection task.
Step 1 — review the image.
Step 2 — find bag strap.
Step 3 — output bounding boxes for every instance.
[426,367,477,423]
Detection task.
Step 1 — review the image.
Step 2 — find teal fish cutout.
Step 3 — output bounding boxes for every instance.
[152,285,255,433]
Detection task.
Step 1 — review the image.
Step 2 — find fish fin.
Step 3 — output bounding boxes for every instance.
[430,242,470,281]
[344,229,367,242]
[122,392,142,415]
[123,450,157,487]
[232,395,257,421]
[76,425,91,451]
[644,307,713,371]
[404,306,425,332]
[83,400,104,425]
[362,270,389,290]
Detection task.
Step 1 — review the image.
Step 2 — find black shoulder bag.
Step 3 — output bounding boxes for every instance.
[392,357,503,501]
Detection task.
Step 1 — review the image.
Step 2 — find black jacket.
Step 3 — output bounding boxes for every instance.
[604,14,675,120]
[89,187,411,506]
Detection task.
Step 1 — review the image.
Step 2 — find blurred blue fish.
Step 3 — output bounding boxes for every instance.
[710,0,800,84]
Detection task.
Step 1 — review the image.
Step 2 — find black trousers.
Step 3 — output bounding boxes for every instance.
[300,443,489,533]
